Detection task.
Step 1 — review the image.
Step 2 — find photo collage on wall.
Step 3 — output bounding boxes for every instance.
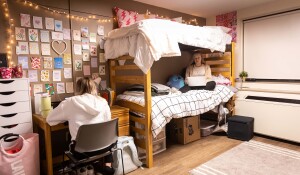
[15,11,107,96]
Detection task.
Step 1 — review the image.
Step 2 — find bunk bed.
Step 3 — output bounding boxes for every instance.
[104,19,235,168]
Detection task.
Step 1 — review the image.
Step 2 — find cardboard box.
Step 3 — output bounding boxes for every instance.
[169,115,201,144]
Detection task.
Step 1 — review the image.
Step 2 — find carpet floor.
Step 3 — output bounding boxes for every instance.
[189,140,300,175]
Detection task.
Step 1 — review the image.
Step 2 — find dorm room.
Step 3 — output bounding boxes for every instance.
[1,0,300,175]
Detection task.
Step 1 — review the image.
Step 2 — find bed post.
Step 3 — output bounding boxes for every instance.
[144,70,153,168]
[231,42,235,87]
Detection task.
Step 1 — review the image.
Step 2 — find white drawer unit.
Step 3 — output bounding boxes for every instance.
[0,78,32,137]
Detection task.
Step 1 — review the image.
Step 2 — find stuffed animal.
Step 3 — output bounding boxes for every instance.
[167,75,185,89]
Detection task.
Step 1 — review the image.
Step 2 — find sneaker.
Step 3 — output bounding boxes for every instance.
[77,167,87,175]
[86,164,94,175]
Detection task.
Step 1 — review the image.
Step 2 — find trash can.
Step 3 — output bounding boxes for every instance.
[227,115,254,141]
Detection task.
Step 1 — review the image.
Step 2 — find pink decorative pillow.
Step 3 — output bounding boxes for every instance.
[114,7,138,28]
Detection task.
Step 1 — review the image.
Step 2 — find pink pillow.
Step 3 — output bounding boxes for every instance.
[114,7,138,28]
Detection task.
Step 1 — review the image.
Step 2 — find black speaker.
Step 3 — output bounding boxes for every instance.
[0,53,8,67]
[228,115,254,141]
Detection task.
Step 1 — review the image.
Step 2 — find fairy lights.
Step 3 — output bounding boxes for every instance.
[2,0,14,67]
[144,9,199,25]
[19,0,114,23]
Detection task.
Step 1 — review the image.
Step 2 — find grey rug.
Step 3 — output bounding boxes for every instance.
[189,140,300,175]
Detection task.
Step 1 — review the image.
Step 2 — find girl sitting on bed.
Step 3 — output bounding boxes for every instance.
[181,52,216,92]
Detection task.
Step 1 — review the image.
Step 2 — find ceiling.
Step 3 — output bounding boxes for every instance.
[134,0,278,18]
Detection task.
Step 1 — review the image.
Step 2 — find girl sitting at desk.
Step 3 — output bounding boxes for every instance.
[46,77,113,173]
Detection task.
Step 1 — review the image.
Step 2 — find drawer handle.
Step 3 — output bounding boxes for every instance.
[1,124,18,129]
[0,91,15,95]
[0,102,16,107]
[0,113,17,118]
[0,80,14,84]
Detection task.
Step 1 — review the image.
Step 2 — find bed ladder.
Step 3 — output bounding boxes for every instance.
[109,56,153,168]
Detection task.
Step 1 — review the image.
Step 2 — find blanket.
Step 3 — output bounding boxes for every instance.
[117,85,234,137]
[105,19,232,73]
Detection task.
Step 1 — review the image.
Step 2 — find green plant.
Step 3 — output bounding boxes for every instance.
[239,71,248,78]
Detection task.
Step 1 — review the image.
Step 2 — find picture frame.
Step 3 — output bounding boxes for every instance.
[0,53,8,67]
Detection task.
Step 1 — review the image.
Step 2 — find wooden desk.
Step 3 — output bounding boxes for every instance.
[33,105,129,175]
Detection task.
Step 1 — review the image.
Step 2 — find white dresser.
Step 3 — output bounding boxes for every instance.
[0,78,32,137]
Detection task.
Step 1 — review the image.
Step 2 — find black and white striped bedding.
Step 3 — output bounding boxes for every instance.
[117,85,234,138]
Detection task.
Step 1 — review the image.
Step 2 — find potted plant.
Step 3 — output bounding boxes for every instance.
[239,71,248,82]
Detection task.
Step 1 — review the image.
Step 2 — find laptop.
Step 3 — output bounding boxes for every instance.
[186,76,207,86]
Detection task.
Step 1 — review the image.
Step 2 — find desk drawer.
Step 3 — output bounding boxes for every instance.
[112,113,129,126]
[118,125,129,136]
[0,79,29,92]
[0,101,31,115]
[0,122,32,137]
[0,112,32,126]
[0,91,30,103]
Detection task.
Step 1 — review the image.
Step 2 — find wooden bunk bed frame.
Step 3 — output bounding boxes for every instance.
[109,42,235,168]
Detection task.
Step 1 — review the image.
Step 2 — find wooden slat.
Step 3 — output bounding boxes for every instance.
[212,72,231,77]
[116,55,134,60]
[130,126,145,135]
[113,65,140,70]
[206,60,230,65]
[231,42,235,86]
[130,115,146,125]
[114,75,144,84]
[134,138,146,149]
[116,101,145,113]
[211,67,230,72]
[210,64,231,68]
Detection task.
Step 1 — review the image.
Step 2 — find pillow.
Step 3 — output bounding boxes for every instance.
[114,7,138,28]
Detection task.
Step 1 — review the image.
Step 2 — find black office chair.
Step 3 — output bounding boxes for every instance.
[63,118,124,175]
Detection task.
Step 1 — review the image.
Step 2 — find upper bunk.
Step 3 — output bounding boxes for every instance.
[104,19,232,74]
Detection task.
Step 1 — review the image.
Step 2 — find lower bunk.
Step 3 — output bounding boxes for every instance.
[115,85,235,164]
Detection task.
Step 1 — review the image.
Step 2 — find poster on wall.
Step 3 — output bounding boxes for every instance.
[74,60,82,71]
[17,42,29,54]
[66,82,74,93]
[82,38,89,50]
[56,83,65,94]
[45,83,55,95]
[82,52,90,61]
[97,25,104,36]
[20,14,31,27]
[81,27,89,37]
[31,57,41,69]
[91,57,97,68]
[43,57,53,69]
[90,45,97,56]
[53,70,61,81]
[74,44,82,55]
[63,53,72,64]
[18,56,29,69]
[28,70,38,82]
[63,28,71,40]
[15,27,26,41]
[29,42,39,55]
[83,65,91,76]
[41,44,51,55]
[33,16,43,29]
[45,17,54,30]
[40,30,50,43]
[54,20,63,31]
[64,68,72,79]
[41,70,50,81]
[28,29,39,42]
[99,65,105,75]
[33,84,43,95]
[89,33,96,43]
[73,30,81,41]
[54,57,63,69]
[51,32,64,40]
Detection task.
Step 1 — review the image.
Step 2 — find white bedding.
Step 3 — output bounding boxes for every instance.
[105,19,232,73]
[117,85,234,137]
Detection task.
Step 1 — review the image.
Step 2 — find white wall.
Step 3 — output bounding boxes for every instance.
[206,0,300,79]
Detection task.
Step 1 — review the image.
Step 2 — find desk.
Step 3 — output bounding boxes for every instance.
[33,105,129,175]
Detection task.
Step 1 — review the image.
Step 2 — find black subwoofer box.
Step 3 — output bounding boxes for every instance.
[228,115,254,141]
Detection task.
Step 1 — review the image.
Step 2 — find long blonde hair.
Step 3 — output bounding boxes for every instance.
[76,77,97,95]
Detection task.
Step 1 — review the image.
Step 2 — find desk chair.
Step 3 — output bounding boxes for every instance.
[63,118,124,175]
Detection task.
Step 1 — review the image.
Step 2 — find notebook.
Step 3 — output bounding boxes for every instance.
[186,76,207,86]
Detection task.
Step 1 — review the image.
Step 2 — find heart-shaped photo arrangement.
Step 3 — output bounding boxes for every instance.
[51,40,67,55]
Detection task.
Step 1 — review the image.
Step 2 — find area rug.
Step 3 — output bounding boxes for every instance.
[189,140,300,175]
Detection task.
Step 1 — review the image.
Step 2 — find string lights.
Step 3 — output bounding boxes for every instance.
[143,9,199,25]
[2,0,14,67]
[19,0,115,23]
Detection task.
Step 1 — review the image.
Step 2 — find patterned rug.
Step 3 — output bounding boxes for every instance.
[189,140,300,175]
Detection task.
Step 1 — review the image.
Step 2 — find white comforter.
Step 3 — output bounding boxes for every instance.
[105,19,232,73]
[117,85,234,137]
